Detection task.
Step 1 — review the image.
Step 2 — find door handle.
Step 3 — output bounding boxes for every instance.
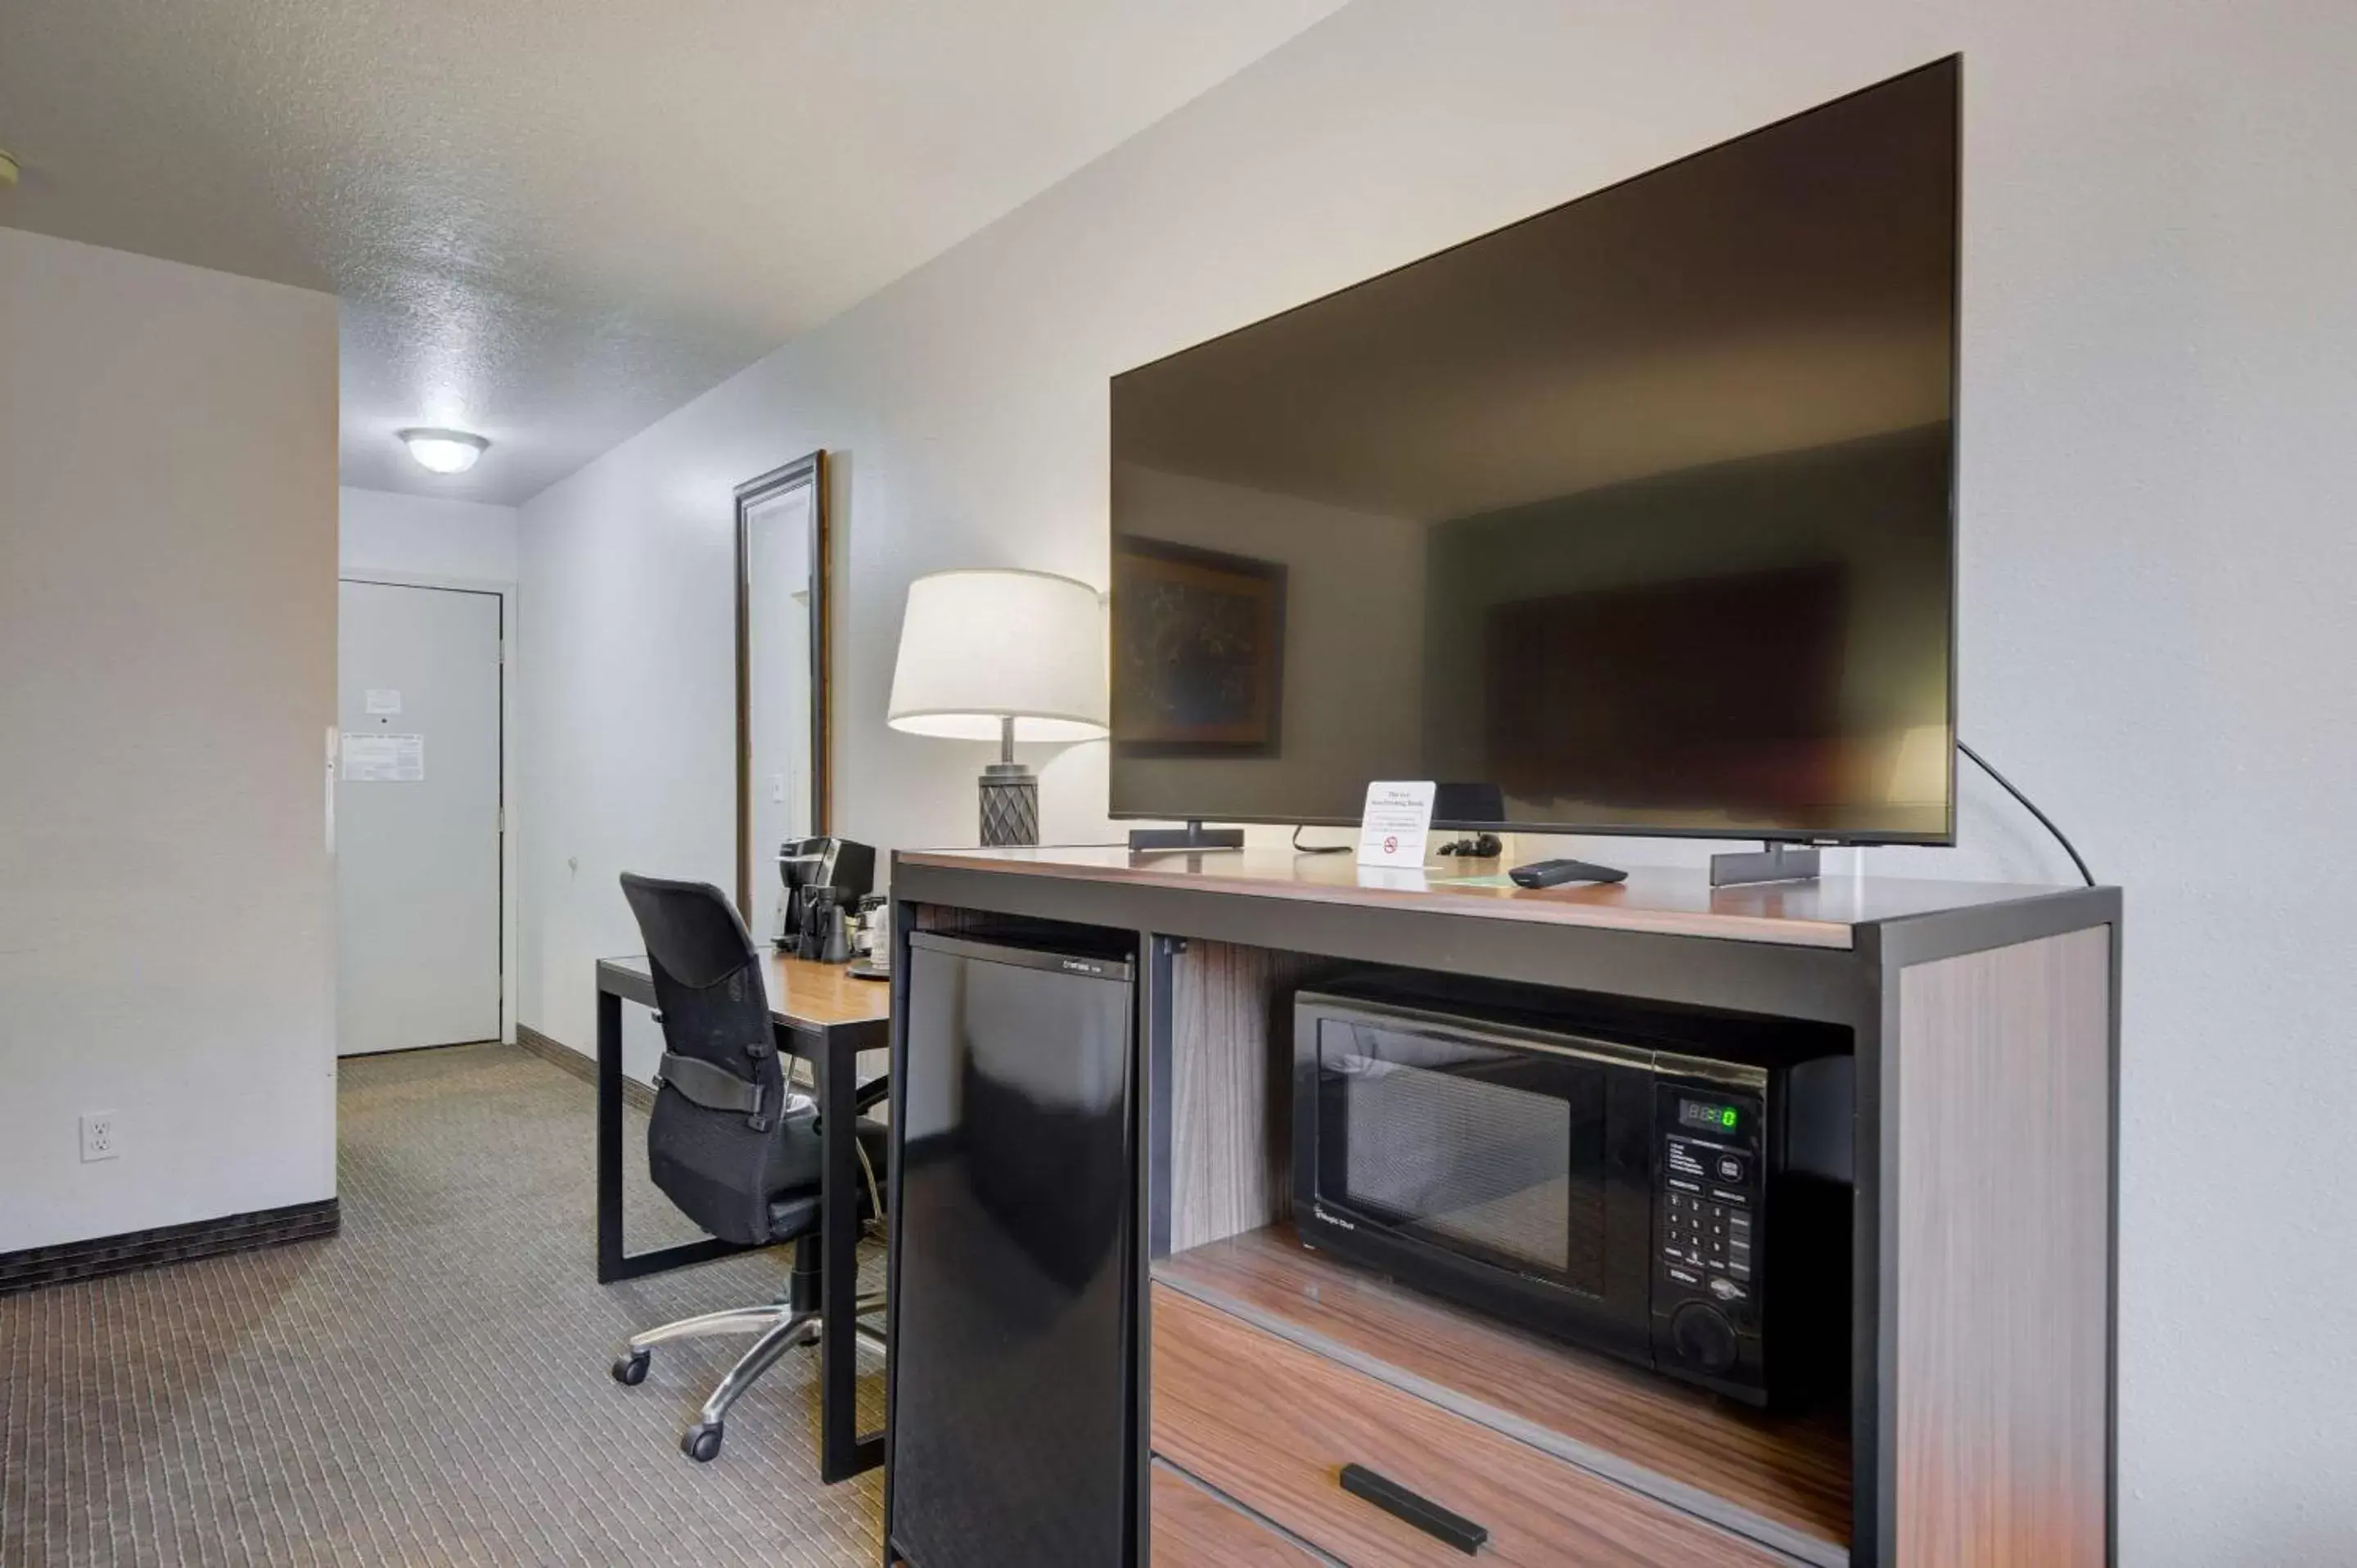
[1339,1463,1489,1554]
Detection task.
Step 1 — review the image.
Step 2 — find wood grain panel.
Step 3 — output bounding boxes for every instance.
[1151,1458,1330,1566]
[902,846,2080,950]
[766,952,892,1028]
[1159,1225,1847,1558]
[1151,1284,1793,1567]
[1166,943,1314,1253]
[1895,926,2111,1566]
[598,951,889,1029]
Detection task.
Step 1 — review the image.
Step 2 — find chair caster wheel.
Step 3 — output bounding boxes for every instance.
[612,1351,650,1386]
[682,1422,724,1462]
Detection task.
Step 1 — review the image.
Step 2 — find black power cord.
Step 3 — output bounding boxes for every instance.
[1291,825,1352,855]
[1957,739,2095,888]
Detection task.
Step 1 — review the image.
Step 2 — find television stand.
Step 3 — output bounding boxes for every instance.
[889,846,2121,1567]
[1128,820,1246,855]
[1709,842,1823,887]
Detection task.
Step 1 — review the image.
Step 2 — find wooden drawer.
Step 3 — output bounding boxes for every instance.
[1151,1458,1327,1566]
[1151,1284,1787,1567]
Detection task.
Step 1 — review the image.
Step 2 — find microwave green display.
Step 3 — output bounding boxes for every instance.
[1677,1098,1742,1135]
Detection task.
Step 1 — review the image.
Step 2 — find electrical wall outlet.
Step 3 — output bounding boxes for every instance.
[80,1111,119,1163]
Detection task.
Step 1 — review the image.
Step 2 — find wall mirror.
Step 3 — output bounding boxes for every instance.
[736,451,831,934]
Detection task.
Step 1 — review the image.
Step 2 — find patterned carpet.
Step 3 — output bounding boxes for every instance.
[0,1043,885,1567]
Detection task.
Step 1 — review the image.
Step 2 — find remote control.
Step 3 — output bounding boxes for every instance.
[1507,858,1628,889]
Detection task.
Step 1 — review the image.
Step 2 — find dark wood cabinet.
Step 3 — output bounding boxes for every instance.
[888,848,2119,1568]
[1148,1459,1326,1566]
[1155,1282,1791,1566]
[1160,1225,1850,1557]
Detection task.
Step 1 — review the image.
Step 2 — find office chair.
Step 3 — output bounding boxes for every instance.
[608,872,887,1462]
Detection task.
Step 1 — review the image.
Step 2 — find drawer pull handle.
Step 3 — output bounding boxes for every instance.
[1339,1463,1489,1555]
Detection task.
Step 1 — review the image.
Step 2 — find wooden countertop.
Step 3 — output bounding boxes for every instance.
[896,845,2070,952]
[599,950,890,1030]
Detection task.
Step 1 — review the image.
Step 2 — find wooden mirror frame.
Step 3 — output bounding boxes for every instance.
[734,450,831,920]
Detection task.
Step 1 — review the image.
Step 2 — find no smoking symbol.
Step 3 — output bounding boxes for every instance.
[1383,835,1399,854]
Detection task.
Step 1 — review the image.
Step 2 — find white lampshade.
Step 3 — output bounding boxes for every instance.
[888,569,1108,742]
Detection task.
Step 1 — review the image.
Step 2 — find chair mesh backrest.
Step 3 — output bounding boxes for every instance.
[619,873,813,1244]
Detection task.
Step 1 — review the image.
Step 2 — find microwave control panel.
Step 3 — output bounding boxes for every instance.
[1652,1083,1766,1397]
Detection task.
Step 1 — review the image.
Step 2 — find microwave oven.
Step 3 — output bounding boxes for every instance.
[1291,988,1852,1405]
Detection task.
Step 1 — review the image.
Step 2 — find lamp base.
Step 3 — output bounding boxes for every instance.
[979,762,1039,847]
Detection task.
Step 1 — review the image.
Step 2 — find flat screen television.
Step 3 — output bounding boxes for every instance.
[1109,57,1958,843]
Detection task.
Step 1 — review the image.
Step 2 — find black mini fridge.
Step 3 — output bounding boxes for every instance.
[887,930,1136,1567]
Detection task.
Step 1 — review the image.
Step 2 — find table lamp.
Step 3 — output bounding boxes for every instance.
[886,568,1109,845]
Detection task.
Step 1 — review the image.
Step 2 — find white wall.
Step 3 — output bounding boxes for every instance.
[340,485,519,583]
[0,228,340,1252]
[516,2,2357,1557]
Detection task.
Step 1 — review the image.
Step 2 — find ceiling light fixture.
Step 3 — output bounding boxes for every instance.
[398,427,489,475]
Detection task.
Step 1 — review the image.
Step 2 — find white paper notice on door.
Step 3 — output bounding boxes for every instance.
[341,732,426,782]
[364,687,402,715]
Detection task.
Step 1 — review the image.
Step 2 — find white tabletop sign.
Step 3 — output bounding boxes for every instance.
[1357,780,1437,868]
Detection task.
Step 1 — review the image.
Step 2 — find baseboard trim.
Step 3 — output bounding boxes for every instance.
[516,1022,655,1112]
[0,1198,340,1297]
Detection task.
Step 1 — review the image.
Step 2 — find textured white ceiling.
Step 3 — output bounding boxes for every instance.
[0,0,1346,504]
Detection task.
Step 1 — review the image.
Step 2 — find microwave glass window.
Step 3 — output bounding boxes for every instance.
[1316,1021,1607,1295]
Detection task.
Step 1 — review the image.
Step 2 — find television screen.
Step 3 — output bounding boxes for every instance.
[1109,58,1958,843]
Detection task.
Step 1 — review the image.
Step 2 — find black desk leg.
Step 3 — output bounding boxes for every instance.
[597,987,626,1283]
[817,1034,885,1481]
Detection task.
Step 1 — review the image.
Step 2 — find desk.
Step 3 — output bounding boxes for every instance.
[594,949,890,1480]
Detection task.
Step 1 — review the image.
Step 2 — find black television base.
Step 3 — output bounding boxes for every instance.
[1709,843,1823,887]
[1127,821,1246,854]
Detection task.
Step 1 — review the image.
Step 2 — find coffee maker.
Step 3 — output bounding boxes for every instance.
[774,836,877,961]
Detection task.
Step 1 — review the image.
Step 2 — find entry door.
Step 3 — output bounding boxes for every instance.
[336,580,502,1055]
